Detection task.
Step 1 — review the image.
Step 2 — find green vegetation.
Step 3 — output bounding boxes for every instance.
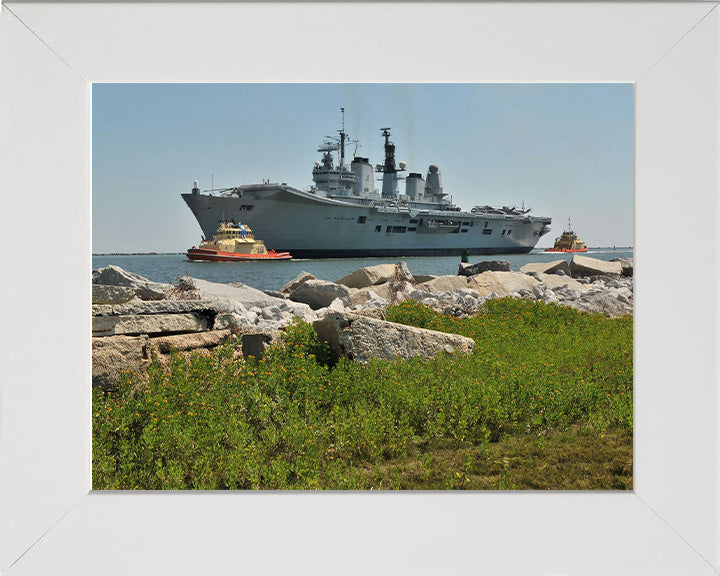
[93,298,633,490]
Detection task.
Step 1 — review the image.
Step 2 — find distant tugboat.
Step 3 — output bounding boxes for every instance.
[544,219,588,253]
[187,222,291,261]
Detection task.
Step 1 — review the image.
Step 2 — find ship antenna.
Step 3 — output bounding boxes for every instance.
[339,107,346,170]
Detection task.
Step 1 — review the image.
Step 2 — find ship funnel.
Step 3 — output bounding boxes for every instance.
[405,173,425,200]
[351,157,373,196]
[425,165,445,198]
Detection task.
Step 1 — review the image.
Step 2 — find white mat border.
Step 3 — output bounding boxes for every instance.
[1,3,718,574]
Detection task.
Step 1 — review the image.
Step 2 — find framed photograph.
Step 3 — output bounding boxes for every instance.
[1,2,718,574]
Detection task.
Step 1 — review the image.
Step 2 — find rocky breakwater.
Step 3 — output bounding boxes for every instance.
[311,255,633,319]
[91,262,475,387]
[439,255,632,317]
[92,255,631,387]
[91,266,314,388]
[516,255,633,315]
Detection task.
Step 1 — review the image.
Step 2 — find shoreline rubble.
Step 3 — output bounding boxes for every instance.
[91,255,633,387]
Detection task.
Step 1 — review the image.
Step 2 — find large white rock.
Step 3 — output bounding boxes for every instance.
[191,278,286,309]
[280,271,316,295]
[520,260,571,276]
[92,299,243,317]
[336,263,399,289]
[92,285,137,305]
[349,283,394,307]
[570,255,622,277]
[288,279,353,310]
[92,313,209,337]
[313,312,475,363]
[536,274,589,292]
[92,265,169,300]
[467,271,539,297]
[418,275,470,294]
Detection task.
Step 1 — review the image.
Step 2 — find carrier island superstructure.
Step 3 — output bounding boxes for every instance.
[182,111,552,258]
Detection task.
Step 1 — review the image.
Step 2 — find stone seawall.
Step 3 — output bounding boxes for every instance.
[92,255,632,387]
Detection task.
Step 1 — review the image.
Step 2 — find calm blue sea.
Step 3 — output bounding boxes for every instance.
[92,249,633,293]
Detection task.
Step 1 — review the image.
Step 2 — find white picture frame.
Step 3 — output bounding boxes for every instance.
[1,2,718,574]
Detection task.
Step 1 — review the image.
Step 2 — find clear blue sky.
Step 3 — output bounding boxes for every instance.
[92,83,633,253]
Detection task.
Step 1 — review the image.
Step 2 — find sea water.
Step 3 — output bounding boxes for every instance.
[92,249,634,293]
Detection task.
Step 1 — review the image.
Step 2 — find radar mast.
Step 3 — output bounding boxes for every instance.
[379,127,405,199]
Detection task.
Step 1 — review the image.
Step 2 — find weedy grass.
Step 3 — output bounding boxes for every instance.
[93,298,633,490]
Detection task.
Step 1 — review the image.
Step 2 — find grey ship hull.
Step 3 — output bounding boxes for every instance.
[183,184,551,258]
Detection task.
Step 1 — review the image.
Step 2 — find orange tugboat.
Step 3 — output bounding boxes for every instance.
[187,222,291,261]
[544,219,588,253]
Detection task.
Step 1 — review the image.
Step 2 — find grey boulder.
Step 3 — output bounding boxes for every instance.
[92,313,209,337]
[92,265,169,300]
[92,285,136,305]
[467,271,539,297]
[418,275,470,294]
[192,278,286,309]
[280,271,316,295]
[313,312,474,363]
[92,299,236,317]
[536,274,589,292]
[570,255,622,277]
[611,257,634,277]
[289,279,353,310]
[336,263,399,289]
[349,283,394,307]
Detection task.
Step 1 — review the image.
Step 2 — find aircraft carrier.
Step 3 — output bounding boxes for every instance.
[182,110,552,258]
